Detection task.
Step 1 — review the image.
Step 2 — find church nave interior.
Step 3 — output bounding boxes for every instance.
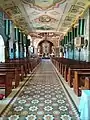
[0,0,90,119]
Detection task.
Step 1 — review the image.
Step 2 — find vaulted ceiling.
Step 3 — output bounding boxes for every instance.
[0,0,90,38]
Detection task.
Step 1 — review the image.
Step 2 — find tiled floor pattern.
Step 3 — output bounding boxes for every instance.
[1,60,79,120]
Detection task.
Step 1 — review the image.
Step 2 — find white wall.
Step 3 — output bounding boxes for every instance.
[0,35,5,62]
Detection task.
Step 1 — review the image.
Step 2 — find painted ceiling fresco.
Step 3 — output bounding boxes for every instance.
[0,0,90,36]
[22,0,66,10]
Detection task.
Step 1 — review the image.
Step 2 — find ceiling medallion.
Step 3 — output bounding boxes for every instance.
[34,15,58,24]
[22,0,66,10]
[39,15,51,23]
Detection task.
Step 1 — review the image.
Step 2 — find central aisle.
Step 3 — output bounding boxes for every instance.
[2,59,79,120]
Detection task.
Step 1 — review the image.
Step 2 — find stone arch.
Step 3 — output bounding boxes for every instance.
[33,37,58,55]
[0,35,5,62]
[37,39,55,47]
[37,40,54,56]
[38,40,54,47]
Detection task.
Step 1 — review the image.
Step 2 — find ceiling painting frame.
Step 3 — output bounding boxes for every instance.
[22,0,66,10]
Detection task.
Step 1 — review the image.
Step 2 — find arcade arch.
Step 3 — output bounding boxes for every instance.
[0,35,5,62]
[37,40,54,57]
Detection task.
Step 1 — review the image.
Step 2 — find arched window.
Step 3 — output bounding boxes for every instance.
[0,35,5,62]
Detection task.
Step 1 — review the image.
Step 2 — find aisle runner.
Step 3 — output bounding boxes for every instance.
[2,60,79,120]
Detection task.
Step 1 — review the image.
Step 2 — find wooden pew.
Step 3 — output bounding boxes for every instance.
[51,57,90,97]
[6,57,41,74]
[63,62,90,82]
[81,77,90,90]
[5,60,28,76]
[0,63,24,81]
[63,63,87,77]
[67,68,90,87]
[0,68,19,88]
[0,73,12,97]
[74,71,90,96]
[7,58,32,74]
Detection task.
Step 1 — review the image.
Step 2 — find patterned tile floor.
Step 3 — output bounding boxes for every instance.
[1,59,79,120]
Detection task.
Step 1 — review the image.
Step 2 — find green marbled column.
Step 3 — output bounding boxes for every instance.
[13,27,17,59]
[72,27,75,59]
[25,35,29,58]
[78,19,81,36]
[80,19,85,36]
[17,28,20,59]
[4,19,11,61]
[21,33,24,58]
[5,40,9,61]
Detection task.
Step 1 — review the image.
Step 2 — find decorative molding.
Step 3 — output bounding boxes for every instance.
[0,0,89,34]
[22,0,66,10]
[34,15,58,24]
[69,5,84,14]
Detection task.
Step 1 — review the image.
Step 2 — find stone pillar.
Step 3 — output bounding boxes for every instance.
[13,41,16,59]
[19,32,23,58]
[72,27,74,59]
[55,47,59,57]
[5,40,9,61]
[18,29,20,59]
[21,33,24,58]
[34,47,37,55]
[88,8,90,61]
[26,35,28,57]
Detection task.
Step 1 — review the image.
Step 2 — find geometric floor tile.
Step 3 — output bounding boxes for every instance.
[1,60,80,120]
